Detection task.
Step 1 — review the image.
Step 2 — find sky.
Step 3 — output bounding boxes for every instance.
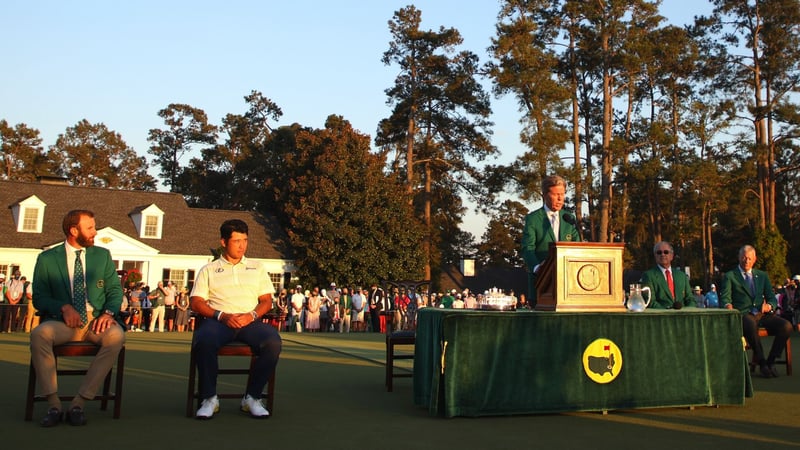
[2,1,711,238]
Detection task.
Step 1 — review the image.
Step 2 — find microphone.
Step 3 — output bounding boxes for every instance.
[562,213,576,226]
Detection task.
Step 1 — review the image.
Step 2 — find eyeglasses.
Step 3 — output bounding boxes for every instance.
[655,250,671,255]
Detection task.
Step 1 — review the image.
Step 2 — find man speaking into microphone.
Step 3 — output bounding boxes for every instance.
[521,175,582,306]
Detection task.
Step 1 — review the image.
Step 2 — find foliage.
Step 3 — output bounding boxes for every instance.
[754,226,789,285]
[176,91,282,210]
[476,0,800,280]
[0,120,46,181]
[476,200,528,268]
[282,115,424,287]
[377,5,496,279]
[486,0,570,199]
[148,104,217,191]
[5,1,800,286]
[120,268,143,288]
[49,119,156,189]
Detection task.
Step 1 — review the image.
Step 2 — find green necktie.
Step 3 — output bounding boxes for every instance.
[73,250,88,325]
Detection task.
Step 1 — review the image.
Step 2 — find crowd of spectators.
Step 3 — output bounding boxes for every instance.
[272,283,517,333]
[121,281,192,332]
[0,270,613,334]
[13,268,800,336]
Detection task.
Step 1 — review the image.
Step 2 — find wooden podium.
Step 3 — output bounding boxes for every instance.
[534,242,626,312]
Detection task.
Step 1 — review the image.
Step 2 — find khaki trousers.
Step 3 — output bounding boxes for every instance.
[30,320,125,399]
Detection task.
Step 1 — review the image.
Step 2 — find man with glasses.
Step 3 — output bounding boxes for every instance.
[638,241,696,309]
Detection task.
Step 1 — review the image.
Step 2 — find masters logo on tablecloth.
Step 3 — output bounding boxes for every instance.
[582,338,622,384]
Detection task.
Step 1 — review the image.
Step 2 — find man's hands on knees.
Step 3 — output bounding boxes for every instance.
[91,314,117,334]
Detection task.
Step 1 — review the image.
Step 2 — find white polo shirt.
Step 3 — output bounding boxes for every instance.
[190,256,274,314]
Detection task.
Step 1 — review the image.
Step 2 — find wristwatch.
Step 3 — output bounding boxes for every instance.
[103,309,115,317]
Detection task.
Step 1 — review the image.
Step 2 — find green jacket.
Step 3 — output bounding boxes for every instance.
[521,207,582,272]
[719,268,777,313]
[638,266,696,309]
[32,244,124,325]
[521,207,581,305]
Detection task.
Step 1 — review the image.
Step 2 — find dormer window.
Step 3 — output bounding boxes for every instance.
[12,195,46,233]
[131,204,165,239]
[144,214,160,238]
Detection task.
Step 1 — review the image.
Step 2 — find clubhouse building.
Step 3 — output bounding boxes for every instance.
[0,179,295,291]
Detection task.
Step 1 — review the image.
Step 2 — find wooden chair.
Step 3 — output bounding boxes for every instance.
[380,280,429,392]
[385,330,416,392]
[24,342,126,420]
[186,341,276,417]
[747,328,793,375]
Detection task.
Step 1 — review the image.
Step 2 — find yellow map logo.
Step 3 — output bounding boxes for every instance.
[582,338,622,384]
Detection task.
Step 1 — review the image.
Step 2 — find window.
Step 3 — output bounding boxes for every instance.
[269,273,283,293]
[22,207,39,232]
[122,261,145,273]
[144,215,159,238]
[170,270,186,290]
[161,268,195,291]
[186,269,195,292]
[133,204,164,239]
[12,195,46,233]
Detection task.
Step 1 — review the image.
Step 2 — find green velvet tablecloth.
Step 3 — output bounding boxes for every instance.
[413,308,753,417]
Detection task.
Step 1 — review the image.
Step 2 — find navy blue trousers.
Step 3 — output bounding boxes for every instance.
[193,318,282,400]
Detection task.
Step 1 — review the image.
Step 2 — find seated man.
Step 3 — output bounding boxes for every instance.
[190,219,282,419]
[30,209,125,427]
[720,245,792,378]
[638,241,696,309]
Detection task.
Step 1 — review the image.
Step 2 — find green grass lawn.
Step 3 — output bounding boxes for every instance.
[0,330,798,450]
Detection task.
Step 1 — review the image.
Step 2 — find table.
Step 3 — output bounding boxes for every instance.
[414,308,753,417]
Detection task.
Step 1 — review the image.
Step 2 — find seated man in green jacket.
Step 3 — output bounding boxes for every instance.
[638,241,696,309]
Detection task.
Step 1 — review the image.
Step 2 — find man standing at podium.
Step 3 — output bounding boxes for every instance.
[638,241,695,309]
[521,175,582,306]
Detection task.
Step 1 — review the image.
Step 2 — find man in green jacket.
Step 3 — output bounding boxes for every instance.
[521,175,582,306]
[638,241,696,309]
[30,209,125,427]
[720,245,792,378]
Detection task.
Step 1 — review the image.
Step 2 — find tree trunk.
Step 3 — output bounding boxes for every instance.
[599,34,613,243]
[424,161,432,282]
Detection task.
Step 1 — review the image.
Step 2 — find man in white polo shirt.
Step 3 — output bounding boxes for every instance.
[190,219,282,419]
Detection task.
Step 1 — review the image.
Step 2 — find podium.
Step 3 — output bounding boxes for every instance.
[534,242,625,311]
